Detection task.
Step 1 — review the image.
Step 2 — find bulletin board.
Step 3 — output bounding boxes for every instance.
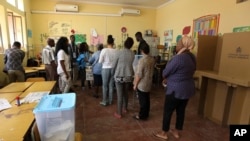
[192,14,220,39]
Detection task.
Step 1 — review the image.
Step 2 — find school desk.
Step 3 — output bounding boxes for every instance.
[0,81,56,140]
[0,82,34,93]
[0,92,22,103]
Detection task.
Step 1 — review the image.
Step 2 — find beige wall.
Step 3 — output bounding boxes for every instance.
[1,0,250,86]
[156,0,250,46]
[30,0,156,54]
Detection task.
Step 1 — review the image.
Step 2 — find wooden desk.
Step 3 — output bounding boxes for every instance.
[0,101,37,140]
[25,81,56,92]
[0,92,22,103]
[25,66,46,78]
[0,81,56,140]
[0,82,34,93]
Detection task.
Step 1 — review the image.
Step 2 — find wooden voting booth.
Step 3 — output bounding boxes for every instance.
[197,32,250,126]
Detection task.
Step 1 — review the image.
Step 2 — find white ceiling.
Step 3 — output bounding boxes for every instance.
[55,0,173,8]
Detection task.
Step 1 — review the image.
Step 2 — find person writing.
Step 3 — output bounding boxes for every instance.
[153,36,196,140]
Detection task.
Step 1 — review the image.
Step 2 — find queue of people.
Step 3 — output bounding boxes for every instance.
[4,32,196,140]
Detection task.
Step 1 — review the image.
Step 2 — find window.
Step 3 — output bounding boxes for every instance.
[8,12,24,47]
[17,0,24,11]
[7,0,16,7]
[7,0,24,11]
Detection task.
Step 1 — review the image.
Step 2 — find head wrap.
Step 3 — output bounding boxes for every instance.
[177,36,195,54]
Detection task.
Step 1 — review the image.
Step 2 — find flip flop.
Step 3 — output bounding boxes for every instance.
[153,131,168,140]
[170,129,180,139]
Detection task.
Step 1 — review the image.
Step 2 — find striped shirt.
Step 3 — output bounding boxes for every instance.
[42,46,55,65]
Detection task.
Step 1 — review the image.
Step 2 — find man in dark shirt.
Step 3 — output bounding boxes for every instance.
[68,35,79,86]
[4,41,25,83]
[135,31,148,55]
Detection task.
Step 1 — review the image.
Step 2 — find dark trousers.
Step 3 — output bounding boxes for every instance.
[137,89,150,119]
[79,68,86,87]
[162,93,189,131]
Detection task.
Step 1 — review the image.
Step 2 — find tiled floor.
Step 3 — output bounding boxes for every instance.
[73,84,229,141]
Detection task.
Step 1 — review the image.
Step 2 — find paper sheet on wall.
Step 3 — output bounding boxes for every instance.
[48,21,72,36]
[0,98,12,111]
[90,35,104,46]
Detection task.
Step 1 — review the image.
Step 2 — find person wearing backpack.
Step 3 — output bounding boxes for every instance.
[77,42,88,91]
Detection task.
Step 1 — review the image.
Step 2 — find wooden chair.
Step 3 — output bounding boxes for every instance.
[26,77,45,82]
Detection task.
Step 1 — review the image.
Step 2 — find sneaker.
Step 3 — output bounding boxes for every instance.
[99,101,107,106]
[108,101,112,105]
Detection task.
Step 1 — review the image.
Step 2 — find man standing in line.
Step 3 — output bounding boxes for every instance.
[4,41,25,83]
[68,35,79,86]
[135,31,147,55]
[42,38,57,81]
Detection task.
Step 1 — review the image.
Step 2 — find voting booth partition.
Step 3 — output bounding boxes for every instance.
[196,32,250,126]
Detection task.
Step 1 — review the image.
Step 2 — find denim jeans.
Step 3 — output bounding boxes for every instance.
[115,82,130,115]
[101,68,114,104]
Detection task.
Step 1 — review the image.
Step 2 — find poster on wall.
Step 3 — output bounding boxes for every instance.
[75,34,86,44]
[90,35,104,46]
[48,21,72,36]
[164,30,173,49]
[192,14,220,39]
[164,30,173,41]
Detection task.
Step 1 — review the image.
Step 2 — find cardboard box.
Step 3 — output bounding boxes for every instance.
[197,32,250,125]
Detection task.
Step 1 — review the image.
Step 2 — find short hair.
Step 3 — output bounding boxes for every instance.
[97,44,104,51]
[70,35,75,40]
[79,42,88,53]
[13,41,21,48]
[135,32,142,38]
[140,42,150,54]
[124,37,134,49]
[47,38,55,46]
[107,35,114,44]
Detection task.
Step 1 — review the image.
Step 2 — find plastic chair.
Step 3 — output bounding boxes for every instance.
[26,77,45,82]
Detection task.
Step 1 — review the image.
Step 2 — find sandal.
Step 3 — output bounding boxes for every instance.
[153,131,168,140]
[132,115,140,120]
[114,112,121,119]
[170,129,180,139]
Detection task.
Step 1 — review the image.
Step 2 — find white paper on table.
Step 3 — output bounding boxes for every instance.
[21,91,50,103]
[0,98,12,111]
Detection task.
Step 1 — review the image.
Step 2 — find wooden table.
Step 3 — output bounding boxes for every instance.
[0,82,34,93]
[25,81,56,92]
[0,92,22,103]
[25,66,46,78]
[0,81,56,140]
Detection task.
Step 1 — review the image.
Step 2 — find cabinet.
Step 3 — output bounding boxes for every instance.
[144,36,160,57]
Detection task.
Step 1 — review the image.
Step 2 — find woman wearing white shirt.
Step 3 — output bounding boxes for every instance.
[99,35,117,106]
[55,37,72,93]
